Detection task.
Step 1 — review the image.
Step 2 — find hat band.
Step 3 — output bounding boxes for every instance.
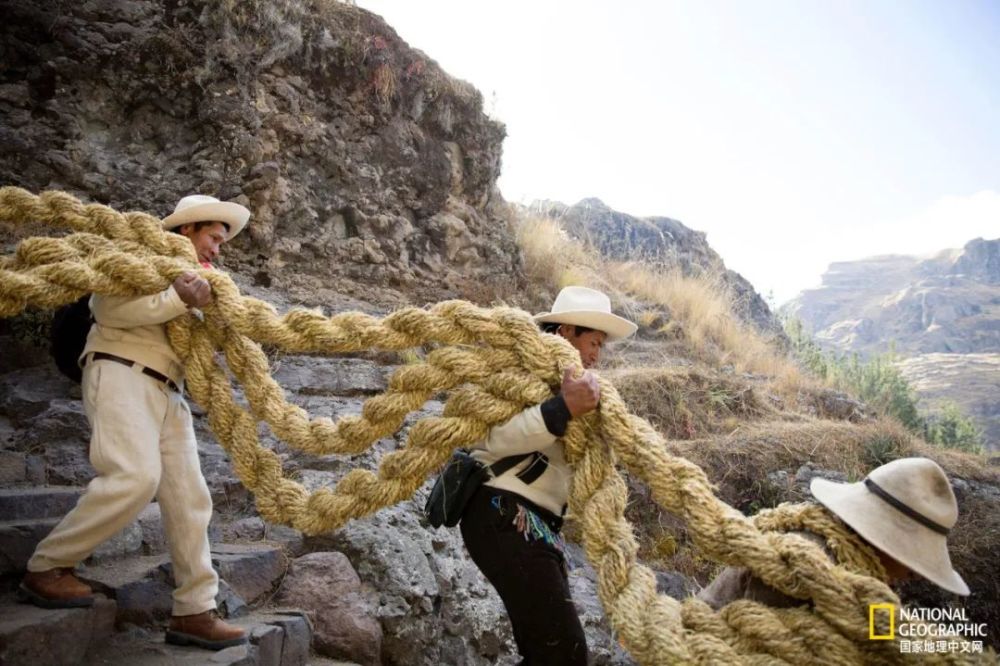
[863,478,950,536]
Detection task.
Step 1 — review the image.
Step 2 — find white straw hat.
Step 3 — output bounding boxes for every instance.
[162,195,250,240]
[533,286,637,341]
[810,457,969,595]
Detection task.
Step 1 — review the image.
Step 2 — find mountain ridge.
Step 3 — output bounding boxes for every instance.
[529,197,784,340]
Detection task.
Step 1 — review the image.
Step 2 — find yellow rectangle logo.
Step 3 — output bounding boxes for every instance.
[869,603,895,640]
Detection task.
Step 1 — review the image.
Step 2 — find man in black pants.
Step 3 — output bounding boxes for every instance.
[461,286,637,665]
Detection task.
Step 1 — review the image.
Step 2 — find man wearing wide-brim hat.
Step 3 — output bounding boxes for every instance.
[20,195,252,650]
[460,286,637,665]
[699,457,970,610]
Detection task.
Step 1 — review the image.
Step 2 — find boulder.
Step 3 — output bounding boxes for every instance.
[274,551,381,665]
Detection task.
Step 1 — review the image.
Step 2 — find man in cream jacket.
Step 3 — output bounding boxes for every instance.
[461,286,637,665]
[19,195,251,651]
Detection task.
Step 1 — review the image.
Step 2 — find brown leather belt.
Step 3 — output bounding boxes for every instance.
[88,352,180,393]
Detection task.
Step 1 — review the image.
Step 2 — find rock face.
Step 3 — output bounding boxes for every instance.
[785,238,1000,450]
[0,0,521,308]
[531,199,784,339]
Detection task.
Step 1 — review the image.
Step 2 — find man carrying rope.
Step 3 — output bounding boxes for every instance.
[19,194,252,651]
[460,286,637,666]
[699,457,970,608]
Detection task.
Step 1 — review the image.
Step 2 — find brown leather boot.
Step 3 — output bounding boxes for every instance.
[165,610,247,650]
[18,568,94,609]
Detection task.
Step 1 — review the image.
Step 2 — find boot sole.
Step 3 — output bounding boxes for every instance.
[17,584,94,609]
[165,630,248,651]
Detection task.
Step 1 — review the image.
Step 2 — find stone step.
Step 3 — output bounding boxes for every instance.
[0,515,142,576]
[78,553,177,626]
[78,543,288,627]
[0,517,59,576]
[212,544,288,606]
[0,449,46,487]
[0,591,117,665]
[0,486,83,521]
[83,609,314,666]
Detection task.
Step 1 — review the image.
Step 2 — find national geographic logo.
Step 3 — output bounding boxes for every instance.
[869,603,895,640]
[868,604,987,654]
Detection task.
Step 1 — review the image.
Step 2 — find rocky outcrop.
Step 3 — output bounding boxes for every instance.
[951,237,1000,285]
[530,199,784,339]
[0,0,521,308]
[785,237,1000,450]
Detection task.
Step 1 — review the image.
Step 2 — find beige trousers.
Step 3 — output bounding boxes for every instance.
[28,360,218,616]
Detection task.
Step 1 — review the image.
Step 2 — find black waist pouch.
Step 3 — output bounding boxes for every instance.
[425,450,547,528]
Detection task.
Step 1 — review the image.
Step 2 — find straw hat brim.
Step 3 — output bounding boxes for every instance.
[810,478,969,595]
[534,310,637,341]
[162,201,249,240]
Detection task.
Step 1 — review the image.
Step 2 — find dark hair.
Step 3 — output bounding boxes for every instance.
[539,322,595,337]
[170,220,231,235]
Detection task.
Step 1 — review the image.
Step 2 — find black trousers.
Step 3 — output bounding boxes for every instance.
[460,486,587,666]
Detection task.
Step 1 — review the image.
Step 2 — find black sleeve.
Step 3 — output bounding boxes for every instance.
[540,394,571,437]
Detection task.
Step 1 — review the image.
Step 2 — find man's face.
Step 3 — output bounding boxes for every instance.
[876,548,916,583]
[180,221,228,264]
[558,326,607,369]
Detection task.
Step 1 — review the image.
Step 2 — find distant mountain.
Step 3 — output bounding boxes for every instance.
[785,238,1000,450]
[785,238,1000,355]
[529,198,784,339]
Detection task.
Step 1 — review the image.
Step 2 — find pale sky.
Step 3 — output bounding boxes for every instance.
[357,0,1000,304]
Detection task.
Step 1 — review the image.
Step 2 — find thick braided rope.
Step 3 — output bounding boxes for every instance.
[753,502,887,579]
[1,187,993,665]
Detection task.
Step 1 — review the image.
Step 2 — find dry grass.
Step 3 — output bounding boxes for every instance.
[669,419,998,490]
[372,62,395,104]
[516,215,601,292]
[616,263,802,381]
[608,366,771,440]
[515,214,810,401]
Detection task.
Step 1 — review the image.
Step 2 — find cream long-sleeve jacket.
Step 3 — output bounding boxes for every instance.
[469,397,573,516]
[82,286,190,382]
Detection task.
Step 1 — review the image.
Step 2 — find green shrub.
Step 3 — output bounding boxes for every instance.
[783,317,983,454]
[925,402,984,454]
[862,433,904,468]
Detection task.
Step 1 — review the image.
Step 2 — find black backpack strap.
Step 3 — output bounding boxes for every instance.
[487,451,549,485]
[514,452,549,485]
[487,453,532,478]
